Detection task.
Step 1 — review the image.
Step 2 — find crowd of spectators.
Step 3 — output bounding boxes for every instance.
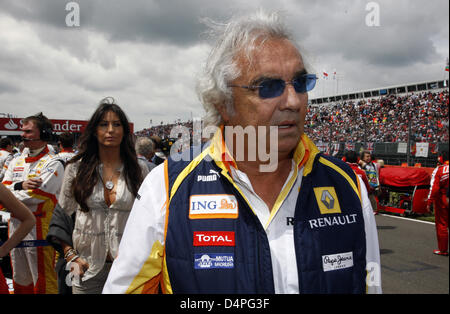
[305,90,449,144]
[135,121,193,140]
[134,91,449,146]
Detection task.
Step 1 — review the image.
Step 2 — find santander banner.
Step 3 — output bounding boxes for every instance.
[0,118,133,134]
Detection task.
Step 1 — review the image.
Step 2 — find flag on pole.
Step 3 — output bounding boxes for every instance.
[345,142,355,151]
[411,143,416,156]
[415,142,429,157]
[397,142,407,154]
[430,143,438,154]
[317,142,328,152]
[332,143,340,156]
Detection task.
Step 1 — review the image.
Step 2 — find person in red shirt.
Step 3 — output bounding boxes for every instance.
[344,150,372,198]
[427,151,449,256]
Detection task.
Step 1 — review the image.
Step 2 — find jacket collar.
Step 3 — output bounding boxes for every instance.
[25,146,49,163]
[208,125,320,176]
[60,148,74,153]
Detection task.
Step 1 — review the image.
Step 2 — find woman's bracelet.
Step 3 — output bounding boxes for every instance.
[64,248,78,260]
[67,255,79,264]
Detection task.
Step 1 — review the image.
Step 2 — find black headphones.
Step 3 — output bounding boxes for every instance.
[32,112,54,142]
[40,125,54,141]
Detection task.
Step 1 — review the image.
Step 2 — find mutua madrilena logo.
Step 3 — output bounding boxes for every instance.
[194,253,234,269]
[197,254,213,268]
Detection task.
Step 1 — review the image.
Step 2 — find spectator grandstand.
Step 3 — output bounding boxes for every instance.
[306,90,448,143]
[135,120,193,140]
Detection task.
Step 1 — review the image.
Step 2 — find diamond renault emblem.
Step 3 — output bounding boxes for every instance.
[313,187,342,214]
[321,190,335,210]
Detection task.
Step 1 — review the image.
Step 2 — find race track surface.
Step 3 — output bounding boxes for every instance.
[376,214,449,294]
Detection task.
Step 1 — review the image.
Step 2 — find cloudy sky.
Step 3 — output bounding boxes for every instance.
[0,0,448,131]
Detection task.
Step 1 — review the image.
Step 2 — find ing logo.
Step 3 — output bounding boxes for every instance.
[189,194,239,219]
[313,187,341,214]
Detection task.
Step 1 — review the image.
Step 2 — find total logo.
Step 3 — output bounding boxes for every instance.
[193,231,235,246]
[189,194,239,219]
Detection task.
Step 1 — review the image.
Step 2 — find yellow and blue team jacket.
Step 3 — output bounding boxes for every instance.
[1,146,64,293]
[103,130,380,294]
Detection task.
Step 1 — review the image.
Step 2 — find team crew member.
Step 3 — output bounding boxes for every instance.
[103,10,381,294]
[0,137,14,181]
[427,151,449,256]
[1,113,64,294]
[57,132,76,165]
[344,151,371,194]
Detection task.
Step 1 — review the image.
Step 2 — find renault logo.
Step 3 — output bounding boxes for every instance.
[321,190,335,210]
[313,187,341,214]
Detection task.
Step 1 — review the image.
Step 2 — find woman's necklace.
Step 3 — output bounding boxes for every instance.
[100,164,121,190]
[105,177,115,190]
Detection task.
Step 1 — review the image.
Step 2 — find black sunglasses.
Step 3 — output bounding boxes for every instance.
[229,73,318,99]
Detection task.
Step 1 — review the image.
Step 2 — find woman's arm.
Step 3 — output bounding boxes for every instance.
[58,239,89,279]
[0,184,36,258]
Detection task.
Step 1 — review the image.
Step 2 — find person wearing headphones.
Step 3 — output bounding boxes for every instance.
[1,112,64,293]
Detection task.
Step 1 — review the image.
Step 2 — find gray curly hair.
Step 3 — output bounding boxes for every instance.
[196,10,305,129]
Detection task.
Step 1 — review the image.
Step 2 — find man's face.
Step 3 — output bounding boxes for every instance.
[21,121,45,150]
[222,38,308,157]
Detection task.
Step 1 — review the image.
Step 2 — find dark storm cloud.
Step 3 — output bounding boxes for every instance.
[1,0,447,67]
[0,0,448,130]
[0,0,228,46]
[290,0,447,68]
[0,79,20,95]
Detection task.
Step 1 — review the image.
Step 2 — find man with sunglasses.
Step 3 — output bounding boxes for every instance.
[104,10,381,294]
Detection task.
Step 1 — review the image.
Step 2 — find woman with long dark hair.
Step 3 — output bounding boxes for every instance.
[57,97,148,294]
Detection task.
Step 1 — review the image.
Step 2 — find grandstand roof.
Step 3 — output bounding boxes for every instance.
[310,78,449,105]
